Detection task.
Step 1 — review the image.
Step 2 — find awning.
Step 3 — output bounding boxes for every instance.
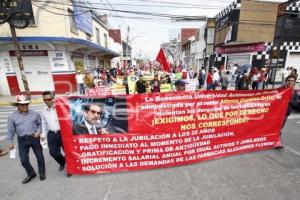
[0,36,120,57]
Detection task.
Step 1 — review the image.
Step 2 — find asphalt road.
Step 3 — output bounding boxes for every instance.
[0,107,300,200]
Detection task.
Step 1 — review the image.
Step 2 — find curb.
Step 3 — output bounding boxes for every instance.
[0,98,43,107]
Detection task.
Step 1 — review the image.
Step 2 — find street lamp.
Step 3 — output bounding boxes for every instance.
[128,36,142,65]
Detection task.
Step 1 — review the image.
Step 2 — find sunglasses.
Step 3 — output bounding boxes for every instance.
[89,109,101,115]
[17,103,29,106]
[43,98,53,102]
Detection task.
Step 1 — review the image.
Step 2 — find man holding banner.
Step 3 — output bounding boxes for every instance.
[276,74,297,149]
[41,91,66,172]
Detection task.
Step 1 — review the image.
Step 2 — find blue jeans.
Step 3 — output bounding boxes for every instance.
[79,83,85,95]
[18,136,45,176]
[207,84,214,90]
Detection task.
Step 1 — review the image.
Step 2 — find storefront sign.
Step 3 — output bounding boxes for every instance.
[56,88,291,175]
[216,43,265,54]
[21,44,39,50]
[9,50,48,57]
[48,51,69,72]
[0,52,14,73]
[72,52,84,58]
[216,10,239,31]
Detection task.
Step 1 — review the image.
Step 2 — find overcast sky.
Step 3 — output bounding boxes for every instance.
[93,0,286,60]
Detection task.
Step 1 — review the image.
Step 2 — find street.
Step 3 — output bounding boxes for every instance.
[0,104,300,200]
[1,0,300,199]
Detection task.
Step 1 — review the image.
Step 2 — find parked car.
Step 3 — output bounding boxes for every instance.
[291,89,300,109]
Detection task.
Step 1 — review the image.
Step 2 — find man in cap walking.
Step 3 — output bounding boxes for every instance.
[7,95,46,184]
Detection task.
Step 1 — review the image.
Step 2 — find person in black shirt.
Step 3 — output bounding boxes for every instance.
[135,75,148,93]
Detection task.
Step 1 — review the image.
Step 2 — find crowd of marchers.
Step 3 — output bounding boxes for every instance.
[74,62,298,95]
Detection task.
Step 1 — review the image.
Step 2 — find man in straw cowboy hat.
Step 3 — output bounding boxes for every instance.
[7,95,46,184]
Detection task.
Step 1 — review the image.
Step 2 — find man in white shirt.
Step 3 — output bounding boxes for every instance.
[212,69,221,90]
[75,71,85,95]
[41,91,66,172]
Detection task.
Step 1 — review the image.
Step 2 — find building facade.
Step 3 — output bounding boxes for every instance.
[214,0,278,70]
[204,18,216,69]
[181,28,199,69]
[271,0,300,82]
[0,1,120,95]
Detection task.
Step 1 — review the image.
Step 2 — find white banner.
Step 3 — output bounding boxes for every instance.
[186,79,198,91]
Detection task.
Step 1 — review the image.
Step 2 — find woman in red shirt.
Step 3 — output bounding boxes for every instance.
[206,69,213,90]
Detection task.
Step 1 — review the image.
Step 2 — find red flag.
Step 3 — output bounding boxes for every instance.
[156,48,171,73]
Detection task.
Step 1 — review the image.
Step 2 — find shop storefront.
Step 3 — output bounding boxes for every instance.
[0,37,119,95]
[215,42,266,69]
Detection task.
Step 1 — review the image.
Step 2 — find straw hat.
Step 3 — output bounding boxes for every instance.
[10,95,31,106]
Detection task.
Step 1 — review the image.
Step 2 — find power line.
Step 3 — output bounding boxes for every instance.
[108,14,171,21]
[103,0,129,30]
[32,1,168,40]
[32,1,280,24]
[32,1,207,20]
[33,0,232,8]
[32,3,91,16]
[32,0,278,15]
[122,0,232,7]
[87,3,223,9]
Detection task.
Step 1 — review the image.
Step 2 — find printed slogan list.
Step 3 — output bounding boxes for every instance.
[56,88,291,174]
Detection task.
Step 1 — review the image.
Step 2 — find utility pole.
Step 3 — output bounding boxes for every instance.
[9,23,31,98]
[126,26,130,67]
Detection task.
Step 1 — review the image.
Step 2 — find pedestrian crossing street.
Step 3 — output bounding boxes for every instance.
[0,104,44,141]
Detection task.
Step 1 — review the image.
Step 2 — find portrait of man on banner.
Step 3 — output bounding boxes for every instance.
[70,97,128,135]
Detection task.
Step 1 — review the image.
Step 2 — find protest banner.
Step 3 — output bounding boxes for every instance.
[55,88,291,175]
[160,84,172,93]
[86,87,112,97]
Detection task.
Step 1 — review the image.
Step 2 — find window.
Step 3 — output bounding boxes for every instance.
[104,33,108,48]
[96,28,100,44]
[68,9,78,34]
[86,33,92,41]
